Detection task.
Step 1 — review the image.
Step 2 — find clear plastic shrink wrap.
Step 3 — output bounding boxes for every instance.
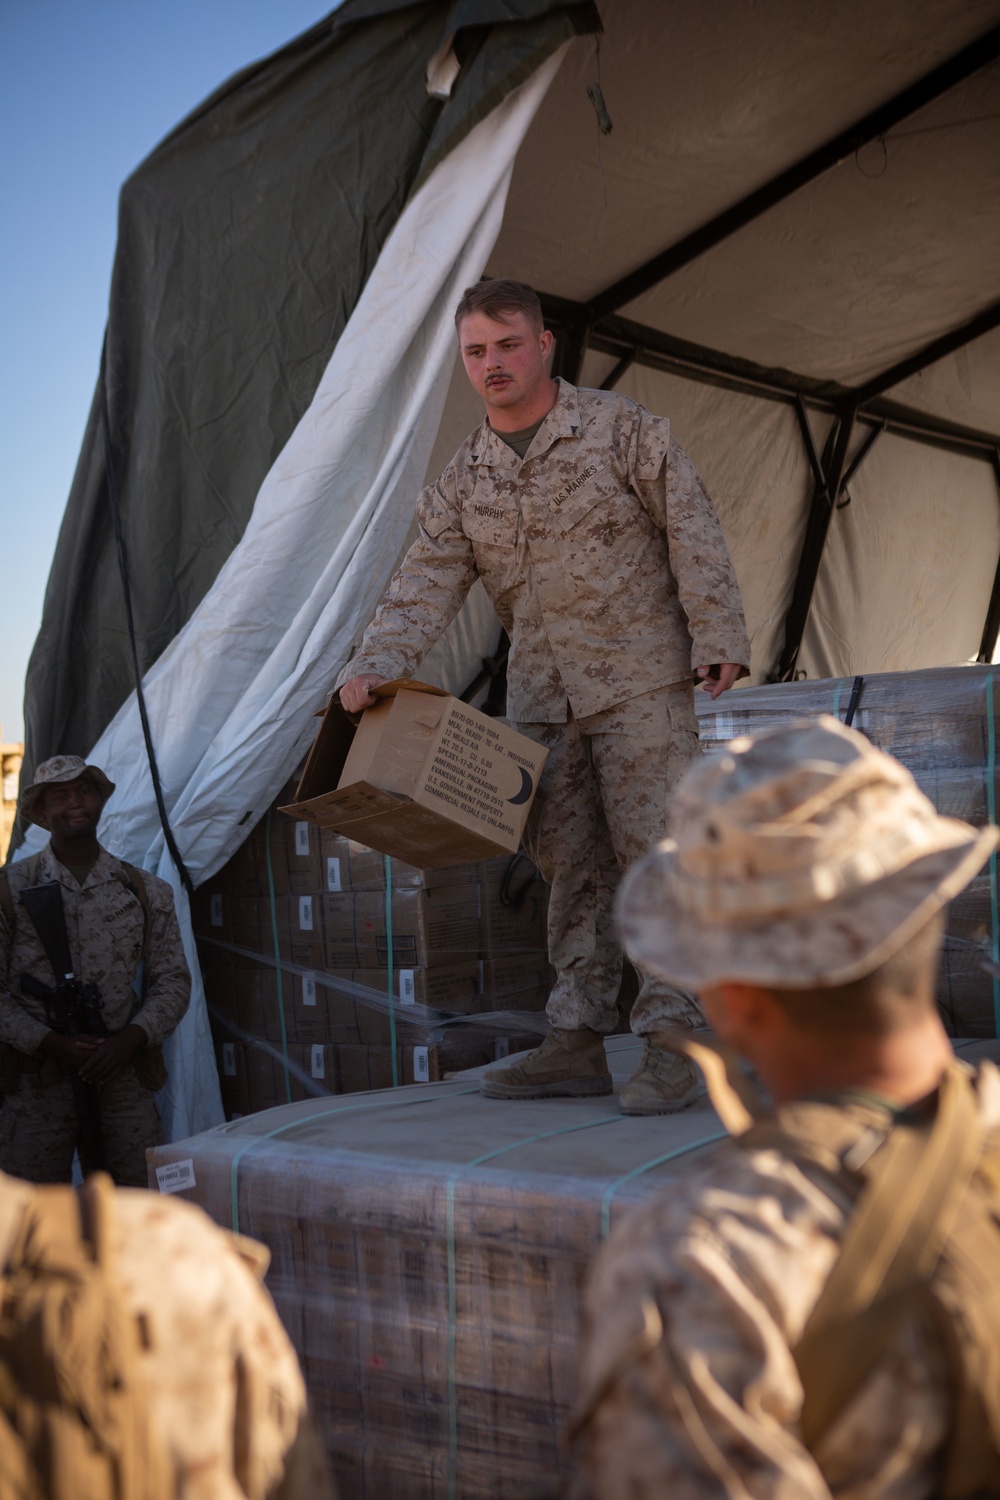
[698,665,1000,1037]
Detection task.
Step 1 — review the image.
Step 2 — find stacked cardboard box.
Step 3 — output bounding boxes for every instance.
[193,787,554,1116]
[148,1061,722,1499]
[697,665,1000,1037]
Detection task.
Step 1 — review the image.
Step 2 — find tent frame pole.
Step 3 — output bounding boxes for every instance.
[538,295,1000,462]
[773,407,859,682]
[854,300,1000,404]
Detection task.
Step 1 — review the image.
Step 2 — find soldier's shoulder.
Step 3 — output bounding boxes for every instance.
[573,385,668,447]
[104,852,177,913]
[574,384,643,420]
[601,1133,846,1271]
[444,420,488,475]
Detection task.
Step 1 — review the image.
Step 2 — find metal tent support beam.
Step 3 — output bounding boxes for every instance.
[599,351,635,391]
[977,450,1000,664]
[584,22,1000,323]
[773,409,859,682]
[538,296,1000,462]
[855,300,1000,404]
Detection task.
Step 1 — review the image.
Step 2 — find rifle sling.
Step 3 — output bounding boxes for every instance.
[793,1062,983,1449]
[18,883,76,987]
[1,857,151,989]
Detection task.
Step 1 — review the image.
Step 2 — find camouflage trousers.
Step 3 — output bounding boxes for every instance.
[516,681,704,1036]
[0,1064,162,1187]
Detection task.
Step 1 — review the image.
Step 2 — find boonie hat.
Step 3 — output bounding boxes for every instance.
[618,716,998,989]
[20,755,116,830]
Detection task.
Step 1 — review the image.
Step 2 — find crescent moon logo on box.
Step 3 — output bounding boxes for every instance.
[507,767,534,805]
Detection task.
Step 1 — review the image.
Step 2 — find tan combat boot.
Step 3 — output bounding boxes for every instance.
[480,1028,613,1100]
[618,1040,705,1115]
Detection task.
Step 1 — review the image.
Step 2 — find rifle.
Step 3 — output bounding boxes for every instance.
[18,882,108,1175]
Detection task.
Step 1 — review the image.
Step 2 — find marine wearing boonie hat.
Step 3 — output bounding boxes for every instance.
[617,714,999,990]
[19,755,116,830]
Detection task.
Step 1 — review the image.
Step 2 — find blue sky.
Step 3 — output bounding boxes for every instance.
[0,0,336,744]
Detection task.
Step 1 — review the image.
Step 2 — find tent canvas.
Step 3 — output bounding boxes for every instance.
[13,0,1000,1137]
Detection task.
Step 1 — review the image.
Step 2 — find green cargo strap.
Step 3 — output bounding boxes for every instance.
[263,807,292,1106]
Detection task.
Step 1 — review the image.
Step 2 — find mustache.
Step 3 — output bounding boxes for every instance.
[486,372,513,384]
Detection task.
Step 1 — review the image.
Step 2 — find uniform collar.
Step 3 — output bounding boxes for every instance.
[468,378,582,467]
[40,841,117,891]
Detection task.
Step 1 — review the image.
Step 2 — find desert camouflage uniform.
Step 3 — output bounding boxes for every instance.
[573,1070,1000,1499]
[344,379,749,1030]
[0,844,190,1186]
[0,1168,335,1498]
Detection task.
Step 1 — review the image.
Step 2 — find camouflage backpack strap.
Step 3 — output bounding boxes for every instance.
[785,1060,1000,1500]
[115,860,152,969]
[0,1172,174,1500]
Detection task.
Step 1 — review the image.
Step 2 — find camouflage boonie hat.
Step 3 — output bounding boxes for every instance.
[20,755,116,830]
[618,715,999,989]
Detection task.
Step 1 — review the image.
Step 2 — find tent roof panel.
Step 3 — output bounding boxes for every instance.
[618,68,1000,390]
[886,325,1000,434]
[488,0,1000,304]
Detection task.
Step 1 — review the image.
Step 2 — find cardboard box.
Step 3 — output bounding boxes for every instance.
[353,963,481,1011]
[191,887,233,943]
[319,830,352,894]
[215,1036,250,1117]
[354,886,480,968]
[281,680,548,867]
[478,856,548,954]
[227,817,290,898]
[321,893,359,968]
[479,955,553,1011]
[346,845,479,892]
[287,893,325,970]
[285,817,325,895]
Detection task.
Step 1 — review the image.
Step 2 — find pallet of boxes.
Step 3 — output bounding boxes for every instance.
[193,681,554,1115]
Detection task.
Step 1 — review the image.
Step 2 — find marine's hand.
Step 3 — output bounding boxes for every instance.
[77,1024,148,1084]
[339,674,387,713]
[696,663,742,700]
[38,1031,99,1071]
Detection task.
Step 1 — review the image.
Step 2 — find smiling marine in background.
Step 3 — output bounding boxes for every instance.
[0,755,190,1186]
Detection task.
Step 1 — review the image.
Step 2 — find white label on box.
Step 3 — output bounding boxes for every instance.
[155,1158,196,1195]
[299,896,314,932]
[494,1038,510,1059]
[326,856,342,892]
[399,970,415,1005]
[414,1046,429,1083]
[210,894,223,927]
[295,822,311,857]
[311,1044,325,1079]
[222,1042,237,1076]
[302,973,317,1007]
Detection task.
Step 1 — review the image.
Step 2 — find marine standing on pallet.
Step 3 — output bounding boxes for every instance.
[339,279,750,1112]
[573,718,1000,1496]
[0,756,190,1186]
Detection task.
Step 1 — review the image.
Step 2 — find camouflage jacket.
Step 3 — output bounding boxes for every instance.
[573,1069,1000,1499]
[0,844,190,1056]
[344,380,750,721]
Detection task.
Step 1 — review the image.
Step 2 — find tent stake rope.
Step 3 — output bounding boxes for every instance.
[99,337,195,899]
